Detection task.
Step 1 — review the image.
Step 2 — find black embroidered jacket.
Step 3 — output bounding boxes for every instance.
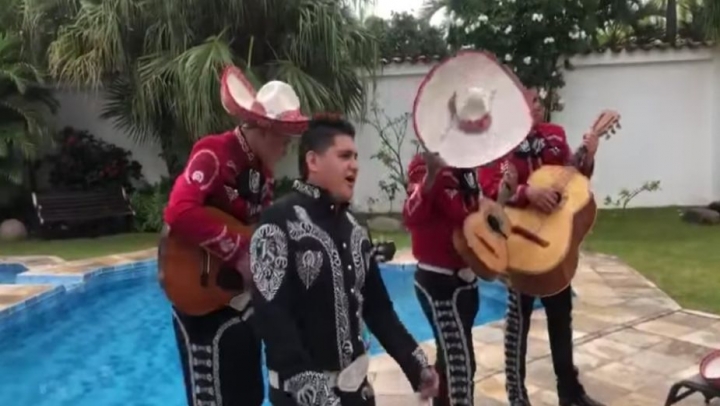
[249,180,429,405]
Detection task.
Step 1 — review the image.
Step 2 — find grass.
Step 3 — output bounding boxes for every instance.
[0,233,159,261]
[584,207,720,314]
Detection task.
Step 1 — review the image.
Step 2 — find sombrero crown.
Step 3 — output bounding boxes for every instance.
[220,65,310,135]
[412,50,533,168]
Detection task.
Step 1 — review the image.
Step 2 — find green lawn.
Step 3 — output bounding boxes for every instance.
[584,207,720,314]
[0,233,159,261]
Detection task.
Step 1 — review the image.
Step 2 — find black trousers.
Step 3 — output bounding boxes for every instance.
[172,306,264,406]
[504,286,585,404]
[269,382,376,406]
[414,267,479,406]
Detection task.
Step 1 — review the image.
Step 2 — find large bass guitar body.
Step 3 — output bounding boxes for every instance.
[505,165,597,297]
[158,207,253,316]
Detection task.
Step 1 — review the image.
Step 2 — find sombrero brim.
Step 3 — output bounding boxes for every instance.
[412,50,533,168]
[220,65,309,135]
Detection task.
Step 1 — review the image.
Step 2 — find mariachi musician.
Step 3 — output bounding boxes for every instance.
[479,87,603,406]
[402,50,533,406]
[163,66,310,406]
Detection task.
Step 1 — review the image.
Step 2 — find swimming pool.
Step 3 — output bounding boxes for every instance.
[0,262,535,405]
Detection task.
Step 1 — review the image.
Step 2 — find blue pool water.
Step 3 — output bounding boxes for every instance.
[0,264,532,406]
[0,263,26,284]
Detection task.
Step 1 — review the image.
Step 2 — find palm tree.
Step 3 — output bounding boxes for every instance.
[19,0,378,176]
[0,31,58,188]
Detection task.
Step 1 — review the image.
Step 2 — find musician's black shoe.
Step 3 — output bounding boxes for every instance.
[559,393,605,406]
[510,401,532,406]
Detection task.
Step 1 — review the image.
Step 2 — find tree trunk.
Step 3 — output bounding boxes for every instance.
[666,0,677,43]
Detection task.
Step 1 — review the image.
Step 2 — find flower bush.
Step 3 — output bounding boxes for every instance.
[45,127,143,192]
[446,0,598,113]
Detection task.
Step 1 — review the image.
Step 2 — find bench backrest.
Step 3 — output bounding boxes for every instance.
[32,187,135,225]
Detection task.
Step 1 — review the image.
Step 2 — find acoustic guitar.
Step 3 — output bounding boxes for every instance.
[505,110,621,297]
[158,207,253,316]
[454,165,517,280]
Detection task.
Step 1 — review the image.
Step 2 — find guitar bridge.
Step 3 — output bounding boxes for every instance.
[511,226,550,248]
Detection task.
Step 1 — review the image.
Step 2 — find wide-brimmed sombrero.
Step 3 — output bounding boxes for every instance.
[220,65,310,135]
[412,50,533,168]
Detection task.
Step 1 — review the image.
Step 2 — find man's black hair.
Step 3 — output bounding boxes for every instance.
[298,116,356,180]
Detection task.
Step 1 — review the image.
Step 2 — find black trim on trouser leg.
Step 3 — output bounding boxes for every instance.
[504,288,535,404]
[541,286,585,400]
[172,306,264,406]
[414,268,479,406]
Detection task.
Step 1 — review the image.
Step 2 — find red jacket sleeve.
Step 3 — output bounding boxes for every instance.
[479,157,529,207]
[164,140,248,264]
[539,123,594,178]
[402,154,478,228]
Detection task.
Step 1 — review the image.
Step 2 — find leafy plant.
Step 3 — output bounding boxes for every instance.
[19,0,379,176]
[0,31,58,188]
[44,127,143,192]
[130,177,173,232]
[604,180,662,209]
[363,102,419,212]
[365,11,448,58]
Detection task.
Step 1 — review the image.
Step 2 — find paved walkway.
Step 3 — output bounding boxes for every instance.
[1,249,719,405]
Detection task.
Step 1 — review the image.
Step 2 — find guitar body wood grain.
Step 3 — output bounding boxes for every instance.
[458,199,512,277]
[504,165,598,297]
[158,207,253,316]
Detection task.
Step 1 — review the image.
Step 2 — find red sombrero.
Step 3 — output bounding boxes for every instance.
[220,65,310,135]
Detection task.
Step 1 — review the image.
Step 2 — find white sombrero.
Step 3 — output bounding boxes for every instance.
[220,65,310,135]
[412,50,533,168]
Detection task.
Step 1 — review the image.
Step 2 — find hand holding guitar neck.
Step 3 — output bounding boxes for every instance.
[421,151,448,193]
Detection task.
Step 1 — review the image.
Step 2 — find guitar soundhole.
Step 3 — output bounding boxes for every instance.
[216,266,245,291]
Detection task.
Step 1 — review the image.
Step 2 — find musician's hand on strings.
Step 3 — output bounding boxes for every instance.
[582,133,599,159]
[526,186,560,214]
[418,366,440,399]
[422,152,447,192]
[235,253,253,287]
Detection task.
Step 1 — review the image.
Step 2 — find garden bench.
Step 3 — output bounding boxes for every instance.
[665,374,720,406]
[31,187,135,239]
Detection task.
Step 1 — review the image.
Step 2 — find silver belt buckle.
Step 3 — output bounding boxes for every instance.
[337,354,369,392]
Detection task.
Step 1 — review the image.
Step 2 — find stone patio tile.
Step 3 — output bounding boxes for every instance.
[576,337,639,362]
[610,392,661,406]
[472,325,505,345]
[473,394,507,406]
[624,349,697,376]
[579,375,632,405]
[634,316,698,338]
[679,329,720,349]
[587,362,665,391]
[571,313,617,335]
[475,374,508,402]
[682,309,720,321]
[634,375,682,405]
[474,342,506,372]
[649,337,713,364]
[603,327,669,349]
[370,368,414,395]
[532,389,559,406]
[375,394,427,405]
[573,347,613,370]
[661,312,719,329]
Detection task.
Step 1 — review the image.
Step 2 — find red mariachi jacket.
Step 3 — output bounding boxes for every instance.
[402,154,481,270]
[164,129,273,265]
[479,122,594,204]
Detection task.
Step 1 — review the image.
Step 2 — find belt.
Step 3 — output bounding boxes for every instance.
[417,263,477,283]
[269,354,370,393]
